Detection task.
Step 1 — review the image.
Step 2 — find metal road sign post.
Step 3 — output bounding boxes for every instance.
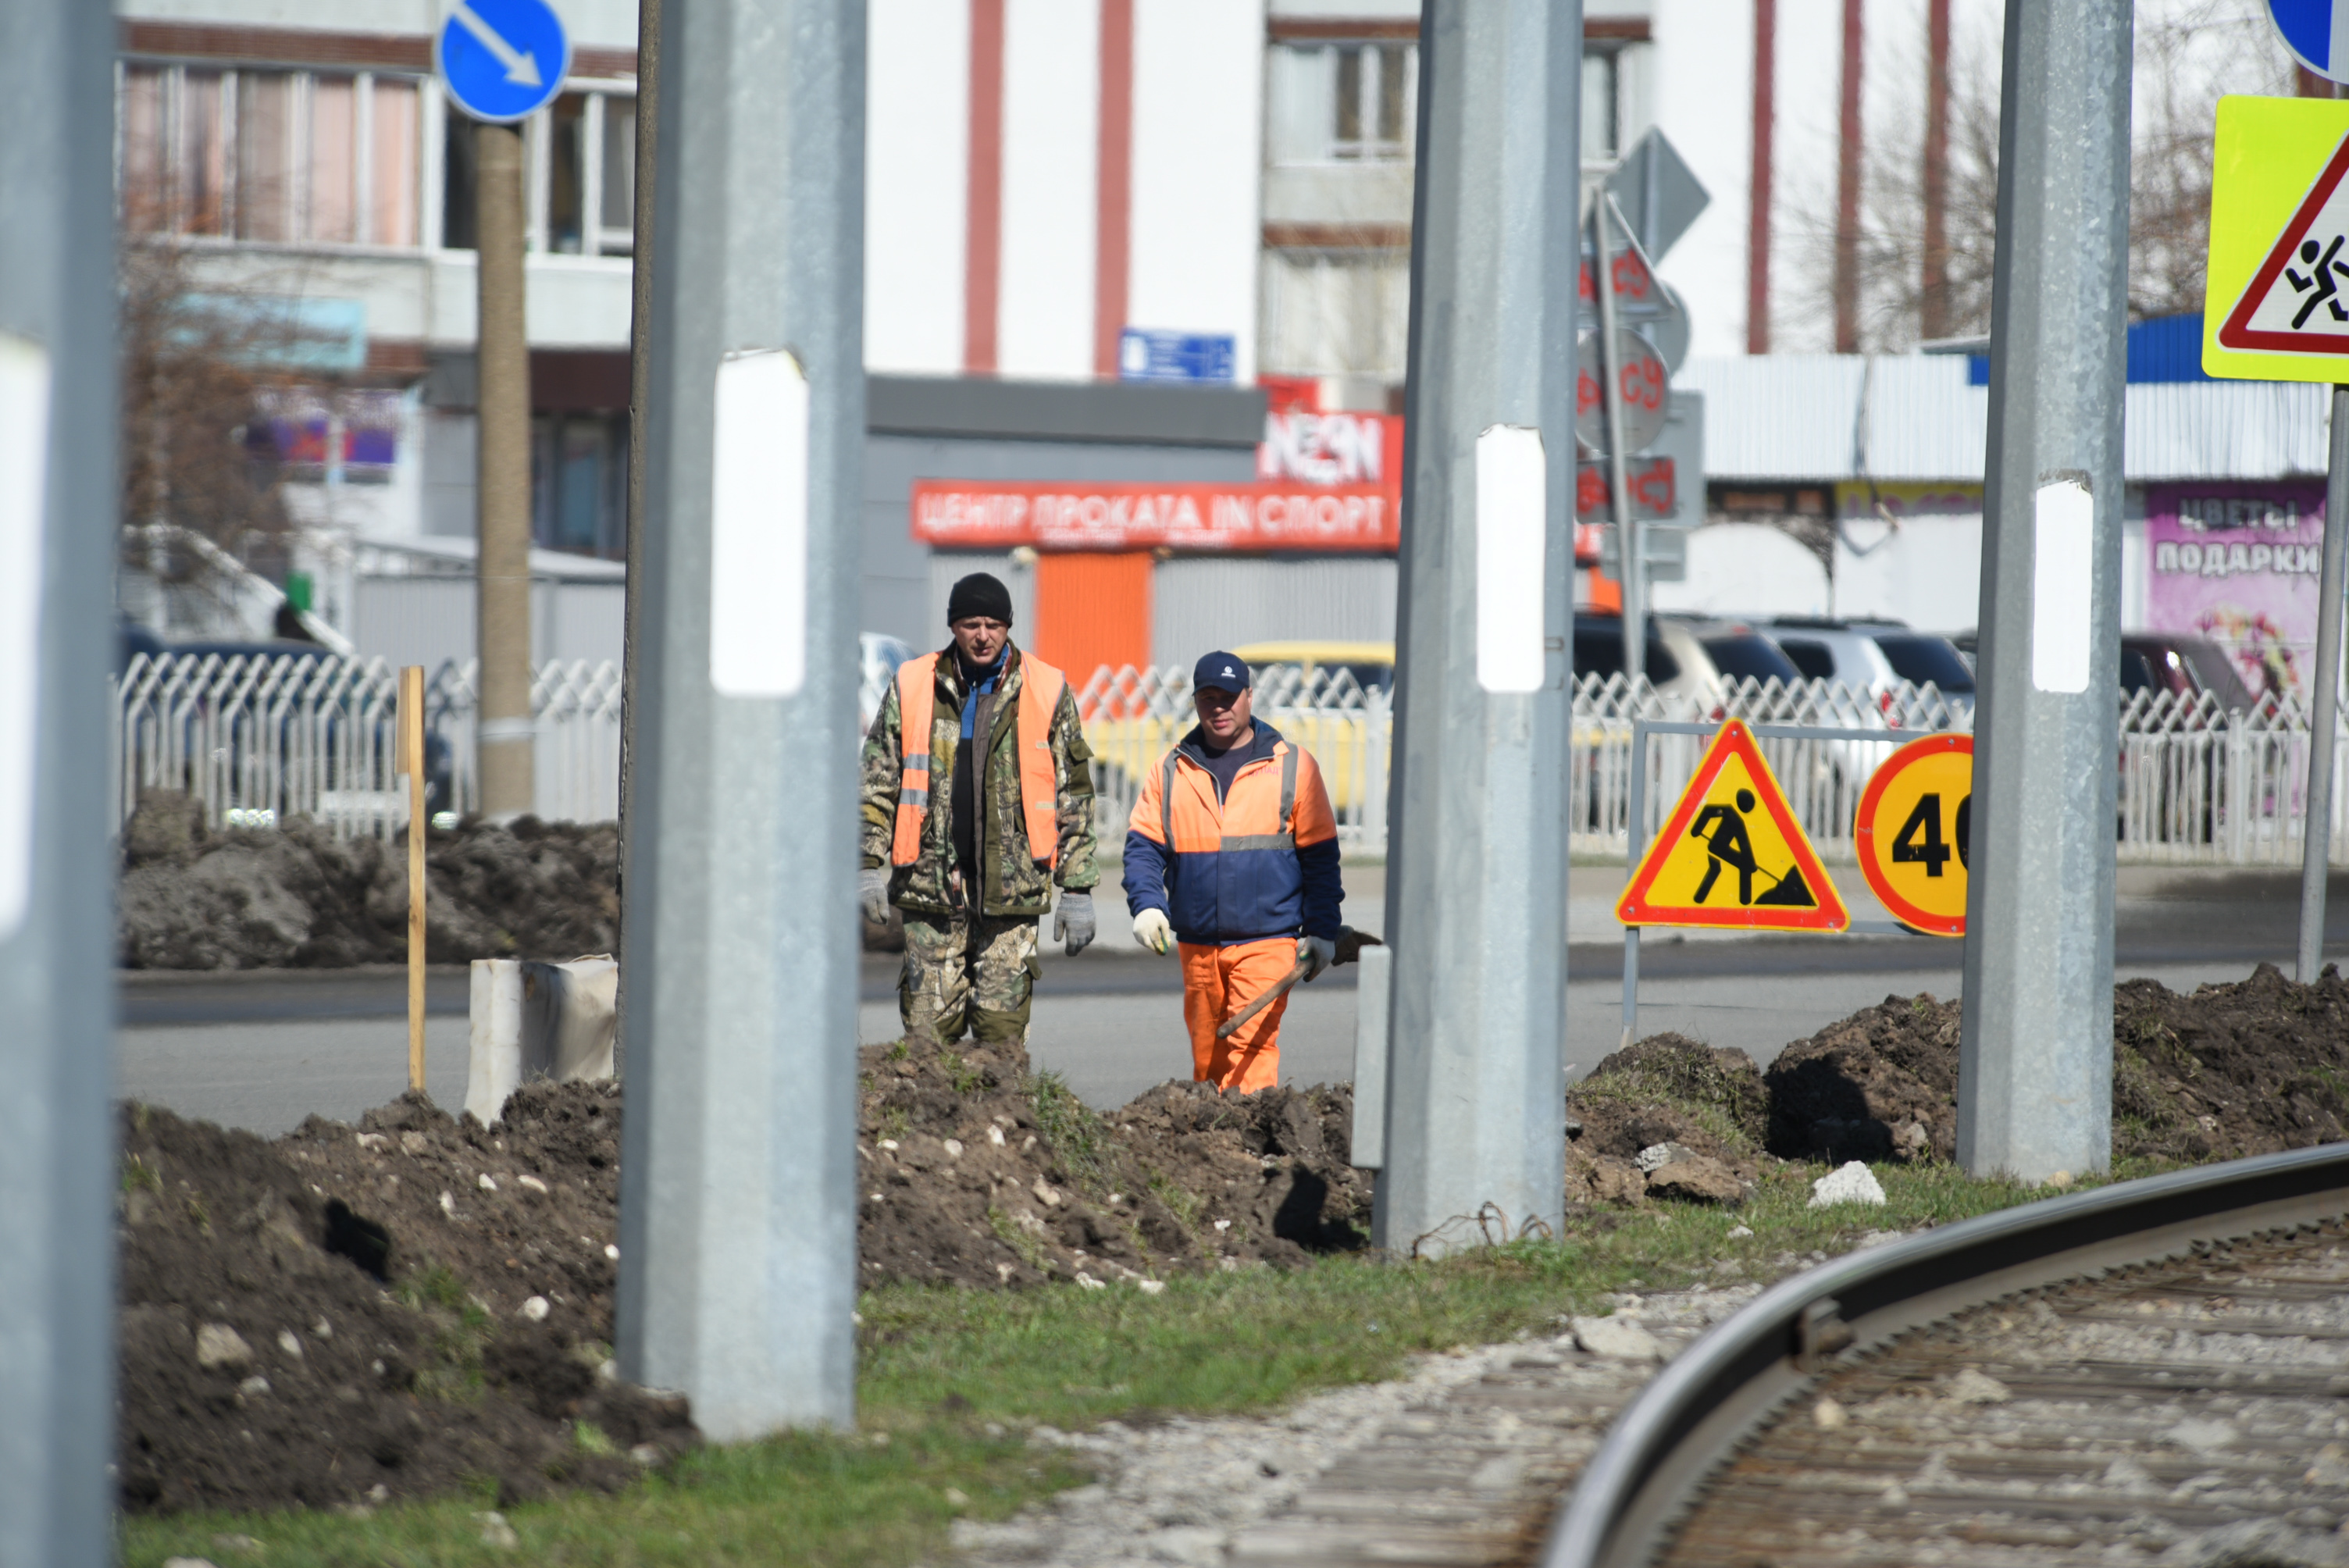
[1379,0,1580,1256]
[1962,0,2133,1184]
[1592,196,1645,682]
[2199,94,2349,982]
[0,2,116,1563]
[438,0,568,819]
[615,0,864,1437]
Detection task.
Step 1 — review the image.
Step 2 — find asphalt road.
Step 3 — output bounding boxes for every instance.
[116,862,2349,1133]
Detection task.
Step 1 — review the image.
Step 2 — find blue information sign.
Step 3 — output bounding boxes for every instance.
[2270,0,2349,84]
[1117,329,1237,384]
[437,0,570,123]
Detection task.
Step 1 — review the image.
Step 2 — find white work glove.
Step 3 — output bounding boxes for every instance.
[859,867,891,925]
[1299,935,1337,982]
[1132,907,1173,955]
[1053,889,1096,956]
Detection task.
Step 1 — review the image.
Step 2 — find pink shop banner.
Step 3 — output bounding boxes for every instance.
[2145,482,2327,698]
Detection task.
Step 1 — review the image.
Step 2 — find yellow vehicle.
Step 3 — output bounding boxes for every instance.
[1232,640,1395,696]
[1081,642,1396,825]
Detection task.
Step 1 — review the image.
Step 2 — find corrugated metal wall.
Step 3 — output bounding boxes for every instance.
[1150,556,1396,666]
[927,551,1039,646]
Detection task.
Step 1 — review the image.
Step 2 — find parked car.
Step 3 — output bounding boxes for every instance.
[2119,633,2256,712]
[1574,613,1805,713]
[1234,640,1396,697]
[1763,617,1977,722]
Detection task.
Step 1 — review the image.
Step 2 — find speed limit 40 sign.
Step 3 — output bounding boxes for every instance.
[1854,734,1973,937]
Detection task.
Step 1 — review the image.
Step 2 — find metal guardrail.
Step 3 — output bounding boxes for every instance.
[1539,1140,2349,1568]
[110,654,2349,868]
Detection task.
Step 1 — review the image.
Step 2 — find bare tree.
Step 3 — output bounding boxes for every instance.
[1786,1,2294,352]
[117,231,323,586]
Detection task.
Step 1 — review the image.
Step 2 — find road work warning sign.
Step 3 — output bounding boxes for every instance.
[2205,95,2349,380]
[1616,720,1849,932]
[1853,732,1973,938]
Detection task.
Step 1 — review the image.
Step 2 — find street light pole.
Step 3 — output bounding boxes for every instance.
[0,2,117,1562]
[615,0,865,1435]
[1959,0,2133,1182]
[1377,0,1580,1256]
[476,120,535,818]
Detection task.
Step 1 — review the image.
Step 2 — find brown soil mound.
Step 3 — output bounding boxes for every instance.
[2112,964,2349,1160]
[117,1083,690,1516]
[856,1032,1368,1286]
[1568,1032,1768,1168]
[121,1042,1373,1514]
[1753,966,2349,1166]
[116,792,618,969]
[1764,993,1962,1164]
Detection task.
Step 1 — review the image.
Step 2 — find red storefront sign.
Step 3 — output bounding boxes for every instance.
[911,482,1399,551]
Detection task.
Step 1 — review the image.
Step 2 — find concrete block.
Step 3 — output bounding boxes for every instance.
[1350,943,1391,1170]
[467,956,617,1124]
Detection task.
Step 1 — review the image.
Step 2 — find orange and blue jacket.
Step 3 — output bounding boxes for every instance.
[1122,722,1343,946]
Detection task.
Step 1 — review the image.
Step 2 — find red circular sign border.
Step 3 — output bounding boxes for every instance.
[1852,732,1974,937]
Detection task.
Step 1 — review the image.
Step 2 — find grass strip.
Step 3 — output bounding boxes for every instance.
[119,1156,2173,1568]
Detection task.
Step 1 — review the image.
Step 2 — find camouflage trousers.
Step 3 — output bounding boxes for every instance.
[899,911,1039,1047]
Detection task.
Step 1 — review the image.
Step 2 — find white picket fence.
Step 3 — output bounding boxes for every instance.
[110,654,622,836]
[110,652,2349,868]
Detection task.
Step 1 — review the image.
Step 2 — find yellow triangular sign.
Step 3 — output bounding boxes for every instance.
[1616,719,1848,932]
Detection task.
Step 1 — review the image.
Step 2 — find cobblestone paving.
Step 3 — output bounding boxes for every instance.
[948,1285,1765,1568]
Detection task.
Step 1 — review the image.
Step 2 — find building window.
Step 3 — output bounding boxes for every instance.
[440,86,635,257]
[1267,42,1417,165]
[119,63,421,246]
[1583,48,1620,161]
[531,412,628,558]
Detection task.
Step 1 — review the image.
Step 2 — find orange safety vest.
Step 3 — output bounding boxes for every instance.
[890,650,1068,870]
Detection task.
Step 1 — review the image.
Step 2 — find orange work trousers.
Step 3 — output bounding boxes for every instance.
[1178,936,1297,1093]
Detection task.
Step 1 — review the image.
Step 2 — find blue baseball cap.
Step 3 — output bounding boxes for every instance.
[1192,650,1250,693]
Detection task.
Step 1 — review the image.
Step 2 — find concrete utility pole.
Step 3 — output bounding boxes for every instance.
[615,0,865,1436]
[1959,0,2133,1182]
[0,2,116,1563]
[476,120,535,817]
[1377,0,1580,1256]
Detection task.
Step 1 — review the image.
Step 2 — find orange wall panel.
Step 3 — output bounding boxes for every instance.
[1032,551,1152,683]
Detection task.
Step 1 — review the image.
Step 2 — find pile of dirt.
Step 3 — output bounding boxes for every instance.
[1565,1034,1770,1206]
[1764,993,1962,1164]
[2112,964,2349,1160]
[119,1041,1374,1514]
[117,1082,690,1516]
[856,1032,1369,1287]
[116,790,618,968]
[1731,965,2349,1167]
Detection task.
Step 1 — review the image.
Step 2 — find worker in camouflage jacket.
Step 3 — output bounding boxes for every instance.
[860,572,1100,1047]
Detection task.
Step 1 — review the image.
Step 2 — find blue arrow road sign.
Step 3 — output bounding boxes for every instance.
[2270,0,2349,84]
[437,0,569,123]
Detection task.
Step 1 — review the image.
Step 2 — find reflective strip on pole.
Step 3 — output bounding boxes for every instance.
[0,1,117,1563]
[1957,0,2132,1182]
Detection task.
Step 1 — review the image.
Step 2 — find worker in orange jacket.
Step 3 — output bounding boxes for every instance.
[1121,651,1343,1093]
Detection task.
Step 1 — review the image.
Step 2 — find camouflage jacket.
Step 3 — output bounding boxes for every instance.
[859,644,1100,916]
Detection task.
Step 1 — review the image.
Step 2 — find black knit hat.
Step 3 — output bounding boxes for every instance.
[946,572,1014,625]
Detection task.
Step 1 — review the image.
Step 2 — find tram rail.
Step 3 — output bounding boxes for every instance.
[1542,1143,2349,1568]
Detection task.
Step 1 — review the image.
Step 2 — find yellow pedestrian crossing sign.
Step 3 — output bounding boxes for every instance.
[1616,720,1848,932]
[2205,95,2349,380]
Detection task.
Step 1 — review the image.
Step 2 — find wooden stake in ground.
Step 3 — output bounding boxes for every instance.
[401,665,426,1092]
